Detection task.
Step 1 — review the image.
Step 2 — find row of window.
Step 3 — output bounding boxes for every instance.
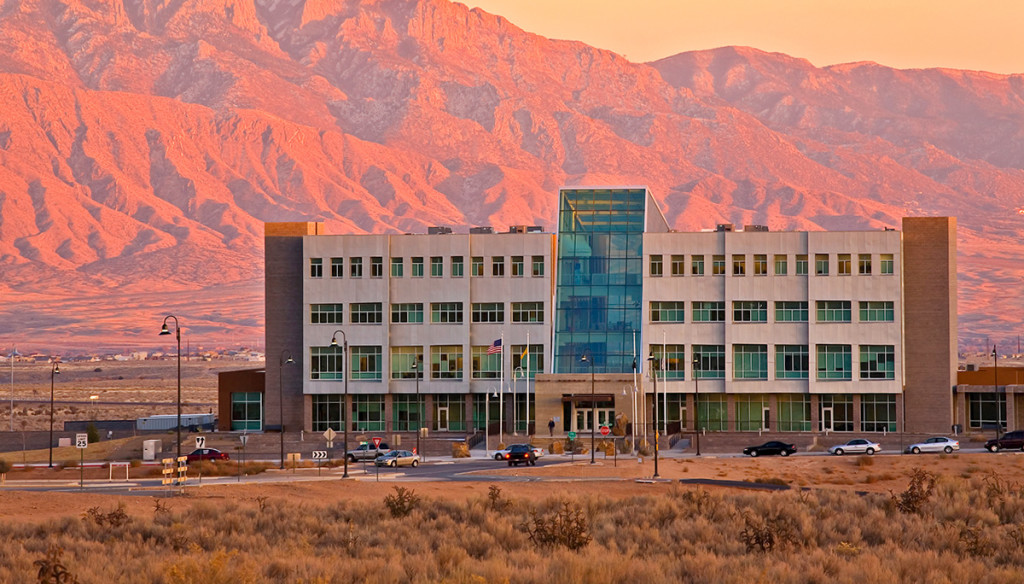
[649,253,895,277]
[310,255,546,279]
[310,344,544,381]
[311,392,530,433]
[649,343,895,381]
[311,302,545,325]
[658,393,896,433]
[649,300,895,323]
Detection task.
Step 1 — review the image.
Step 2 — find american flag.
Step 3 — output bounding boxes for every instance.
[486,339,502,355]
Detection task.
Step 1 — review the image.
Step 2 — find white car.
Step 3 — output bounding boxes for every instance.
[828,438,881,456]
[905,436,959,454]
[494,444,545,460]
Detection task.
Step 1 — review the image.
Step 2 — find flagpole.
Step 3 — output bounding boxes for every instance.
[525,331,530,438]
[499,331,504,446]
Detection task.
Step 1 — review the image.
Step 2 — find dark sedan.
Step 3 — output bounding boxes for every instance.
[507,443,537,466]
[186,448,229,462]
[742,441,796,457]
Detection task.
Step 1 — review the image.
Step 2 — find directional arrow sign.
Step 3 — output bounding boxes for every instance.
[312,451,328,460]
[323,428,337,442]
[195,436,206,449]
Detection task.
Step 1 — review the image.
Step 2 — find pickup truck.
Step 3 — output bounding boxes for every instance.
[345,442,391,462]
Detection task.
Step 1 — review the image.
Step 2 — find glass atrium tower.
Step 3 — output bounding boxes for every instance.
[553,187,668,373]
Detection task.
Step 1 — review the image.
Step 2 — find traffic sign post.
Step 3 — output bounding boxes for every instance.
[600,426,610,436]
[195,436,206,449]
[312,450,328,476]
[76,433,87,489]
[371,436,383,449]
[568,431,576,462]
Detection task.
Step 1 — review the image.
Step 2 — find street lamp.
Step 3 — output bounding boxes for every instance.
[513,367,523,435]
[330,330,349,478]
[647,352,660,478]
[48,360,60,468]
[412,358,421,459]
[159,315,182,462]
[692,354,702,456]
[9,347,18,432]
[279,350,295,469]
[580,353,596,464]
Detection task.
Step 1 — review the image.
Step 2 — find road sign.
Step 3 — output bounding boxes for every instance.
[75,433,88,449]
[312,451,328,460]
[239,434,248,446]
[195,436,206,449]
[568,431,577,440]
[600,426,611,436]
[326,441,334,449]
[323,428,337,442]
[371,436,383,448]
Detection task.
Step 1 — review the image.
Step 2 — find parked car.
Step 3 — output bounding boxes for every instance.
[374,450,420,467]
[346,441,391,462]
[743,441,796,457]
[905,436,959,454]
[985,430,1024,452]
[507,443,537,466]
[828,438,882,456]
[186,448,229,462]
[494,444,545,461]
[493,447,512,461]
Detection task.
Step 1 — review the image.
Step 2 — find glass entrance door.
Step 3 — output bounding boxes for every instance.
[437,407,449,432]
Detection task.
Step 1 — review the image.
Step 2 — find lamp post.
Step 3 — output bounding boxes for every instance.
[647,353,660,478]
[580,353,596,464]
[494,387,503,447]
[412,358,421,459]
[692,354,701,456]
[513,367,523,435]
[47,360,61,468]
[993,345,999,431]
[279,350,294,469]
[330,330,349,478]
[159,316,182,462]
[9,347,18,432]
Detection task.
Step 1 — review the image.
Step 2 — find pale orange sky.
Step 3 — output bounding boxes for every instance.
[470,0,1024,74]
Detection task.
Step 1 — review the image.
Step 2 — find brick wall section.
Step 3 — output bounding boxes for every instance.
[265,223,321,433]
[902,217,957,433]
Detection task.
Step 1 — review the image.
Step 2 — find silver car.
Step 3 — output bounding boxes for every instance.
[374,449,421,467]
[828,438,881,456]
[905,436,959,454]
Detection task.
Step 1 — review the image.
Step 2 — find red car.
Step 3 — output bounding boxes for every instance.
[186,448,229,462]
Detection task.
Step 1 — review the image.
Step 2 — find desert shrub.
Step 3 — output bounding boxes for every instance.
[82,503,130,528]
[34,545,78,584]
[739,511,796,553]
[856,455,874,468]
[891,468,936,514]
[523,500,591,551]
[550,441,564,454]
[0,458,11,475]
[487,485,511,512]
[384,486,420,518]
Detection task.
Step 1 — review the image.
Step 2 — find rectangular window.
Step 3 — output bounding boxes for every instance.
[451,256,464,277]
[692,345,725,379]
[392,394,423,432]
[370,257,383,278]
[838,253,851,275]
[431,302,463,324]
[651,344,686,380]
[431,345,463,380]
[860,345,895,379]
[670,254,685,276]
[881,254,894,275]
[532,255,545,277]
[753,254,767,276]
[796,254,808,275]
[859,301,894,322]
[650,254,663,277]
[350,302,382,324]
[350,257,363,278]
[693,301,725,322]
[350,346,382,380]
[512,301,544,323]
[735,395,766,431]
[390,347,423,379]
[859,254,872,275]
[775,345,809,379]
[819,394,854,432]
[511,344,544,377]
[650,301,685,323]
[691,255,705,276]
[511,256,524,277]
[816,300,852,322]
[471,346,502,379]
[309,345,343,380]
[860,394,896,432]
[353,394,385,432]
[774,254,787,275]
[430,256,443,277]
[775,301,808,322]
[411,257,424,278]
[310,303,343,324]
[968,393,1006,430]
[390,257,403,278]
[777,395,811,432]
[733,344,768,379]
[471,302,504,323]
[311,394,343,432]
[712,255,725,276]
[732,254,745,276]
[697,394,727,431]
[391,303,424,324]
[492,256,504,277]
[815,254,829,275]
[733,301,767,323]
[331,257,343,278]
[433,394,466,432]
[310,258,323,278]
[816,344,852,380]
[471,256,484,277]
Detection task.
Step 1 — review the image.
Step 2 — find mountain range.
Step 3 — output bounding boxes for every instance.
[0,0,1021,353]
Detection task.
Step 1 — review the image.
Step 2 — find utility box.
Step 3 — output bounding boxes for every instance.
[142,439,162,461]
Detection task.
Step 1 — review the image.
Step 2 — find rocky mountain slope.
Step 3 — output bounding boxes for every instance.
[0,0,1020,352]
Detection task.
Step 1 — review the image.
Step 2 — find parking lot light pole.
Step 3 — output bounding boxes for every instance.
[279,350,295,469]
[48,360,60,468]
[580,353,595,464]
[330,330,349,478]
[693,354,701,456]
[159,316,182,462]
[647,353,660,478]
[412,358,421,459]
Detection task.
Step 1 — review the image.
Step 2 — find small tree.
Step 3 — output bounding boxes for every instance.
[86,423,100,444]
[0,458,11,485]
